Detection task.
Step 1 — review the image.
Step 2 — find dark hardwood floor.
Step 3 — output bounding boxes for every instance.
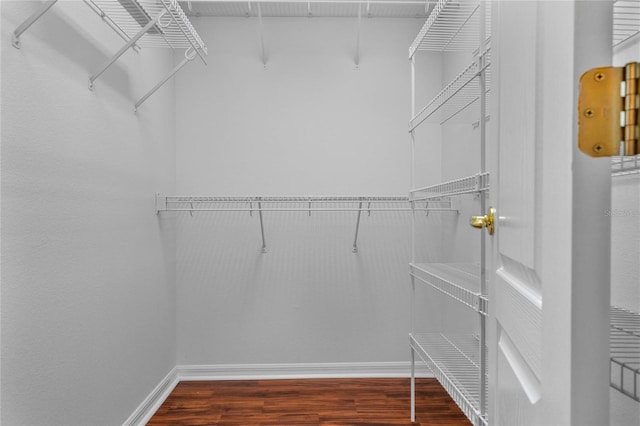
[147,378,472,425]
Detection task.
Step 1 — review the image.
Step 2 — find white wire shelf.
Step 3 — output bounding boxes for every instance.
[410,263,486,315]
[610,306,640,402]
[157,195,456,212]
[157,195,457,253]
[409,50,490,132]
[411,173,489,201]
[614,0,640,48]
[181,1,435,19]
[409,0,486,56]
[612,155,640,176]
[87,0,206,58]
[410,333,488,426]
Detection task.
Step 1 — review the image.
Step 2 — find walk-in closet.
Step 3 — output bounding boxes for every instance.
[1,1,639,425]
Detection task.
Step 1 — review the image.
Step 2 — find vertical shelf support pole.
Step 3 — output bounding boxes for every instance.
[409,52,417,423]
[135,48,196,111]
[352,200,363,253]
[89,9,167,89]
[478,0,488,421]
[257,2,267,67]
[258,198,267,253]
[12,0,58,49]
[410,346,416,422]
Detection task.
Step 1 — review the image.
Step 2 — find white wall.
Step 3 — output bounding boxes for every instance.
[174,17,445,365]
[610,34,640,426]
[1,1,176,425]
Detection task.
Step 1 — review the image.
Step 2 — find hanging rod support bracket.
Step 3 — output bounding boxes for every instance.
[155,194,167,215]
[258,198,267,253]
[89,9,167,90]
[12,0,59,49]
[354,3,362,68]
[352,200,363,253]
[257,2,267,67]
[135,47,196,112]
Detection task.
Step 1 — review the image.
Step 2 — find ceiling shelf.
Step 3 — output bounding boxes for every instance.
[180,1,434,19]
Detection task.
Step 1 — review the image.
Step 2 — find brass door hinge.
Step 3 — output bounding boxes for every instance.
[578,62,639,157]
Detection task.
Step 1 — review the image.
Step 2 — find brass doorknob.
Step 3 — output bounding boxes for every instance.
[470,207,496,235]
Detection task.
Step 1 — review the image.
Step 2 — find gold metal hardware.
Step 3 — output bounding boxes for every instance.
[470,207,496,236]
[578,62,639,157]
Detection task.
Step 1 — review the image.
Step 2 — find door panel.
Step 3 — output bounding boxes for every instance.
[493,1,543,415]
[490,1,612,425]
[496,0,537,272]
[496,340,541,425]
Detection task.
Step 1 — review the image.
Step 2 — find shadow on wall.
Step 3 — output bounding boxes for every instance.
[9,1,133,100]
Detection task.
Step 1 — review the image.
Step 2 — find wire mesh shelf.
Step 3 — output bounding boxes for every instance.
[613,0,640,48]
[611,155,640,176]
[181,1,434,19]
[409,0,489,56]
[410,263,487,315]
[411,173,489,201]
[87,0,206,59]
[158,195,455,212]
[409,50,490,131]
[410,333,488,426]
[610,306,640,402]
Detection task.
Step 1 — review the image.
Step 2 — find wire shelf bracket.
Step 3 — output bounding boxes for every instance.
[11,0,59,49]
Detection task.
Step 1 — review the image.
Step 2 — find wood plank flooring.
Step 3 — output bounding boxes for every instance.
[147,378,472,425]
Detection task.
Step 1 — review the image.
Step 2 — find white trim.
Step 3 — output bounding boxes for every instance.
[177,361,432,381]
[122,367,179,426]
[124,362,433,425]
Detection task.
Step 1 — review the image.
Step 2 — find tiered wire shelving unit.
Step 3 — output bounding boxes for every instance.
[407,1,490,425]
[11,0,207,111]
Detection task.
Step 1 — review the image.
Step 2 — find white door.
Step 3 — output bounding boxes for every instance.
[488,1,612,425]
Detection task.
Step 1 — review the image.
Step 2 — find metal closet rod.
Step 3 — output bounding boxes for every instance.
[156,195,456,254]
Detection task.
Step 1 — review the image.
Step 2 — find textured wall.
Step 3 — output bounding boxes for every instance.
[174,17,448,365]
[1,1,176,424]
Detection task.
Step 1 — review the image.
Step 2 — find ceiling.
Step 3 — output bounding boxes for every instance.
[178,0,434,19]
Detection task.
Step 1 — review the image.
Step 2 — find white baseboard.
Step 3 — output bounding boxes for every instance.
[122,367,179,426]
[124,362,432,425]
[177,361,432,381]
